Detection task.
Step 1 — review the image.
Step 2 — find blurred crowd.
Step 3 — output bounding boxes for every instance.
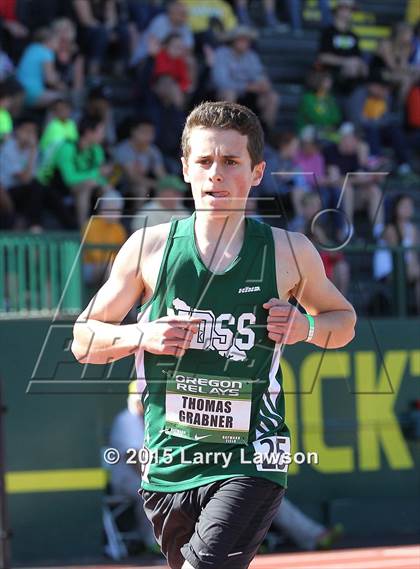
[0,0,419,312]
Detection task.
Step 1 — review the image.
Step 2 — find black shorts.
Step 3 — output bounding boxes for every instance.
[140,475,285,569]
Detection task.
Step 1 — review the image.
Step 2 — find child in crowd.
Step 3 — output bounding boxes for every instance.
[40,98,78,152]
[0,80,13,142]
[113,115,166,201]
[153,33,192,97]
[297,69,341,142]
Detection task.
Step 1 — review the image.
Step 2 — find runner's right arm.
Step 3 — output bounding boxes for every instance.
[71,228,199,364]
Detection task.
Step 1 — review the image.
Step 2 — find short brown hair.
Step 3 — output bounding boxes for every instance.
[181,101,265,168]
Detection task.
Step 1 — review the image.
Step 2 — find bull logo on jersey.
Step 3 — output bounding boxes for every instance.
[167,298,256,361]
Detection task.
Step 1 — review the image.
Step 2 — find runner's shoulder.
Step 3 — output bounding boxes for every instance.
[271,226,311,255]
[131,222,173,259]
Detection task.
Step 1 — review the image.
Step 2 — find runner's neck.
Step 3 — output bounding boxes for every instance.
[193,212,246,271]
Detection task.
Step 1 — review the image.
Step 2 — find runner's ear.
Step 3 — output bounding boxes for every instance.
[181,157,190,183]
[251,161,266,186]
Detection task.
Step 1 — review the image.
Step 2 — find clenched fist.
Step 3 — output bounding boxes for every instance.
[139,315,200,357]
[263,298,310,345]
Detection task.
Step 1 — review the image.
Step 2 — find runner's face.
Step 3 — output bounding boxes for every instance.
[182,128,265,215]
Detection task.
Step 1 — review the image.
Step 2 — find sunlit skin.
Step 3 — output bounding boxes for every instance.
[181,127,265,264]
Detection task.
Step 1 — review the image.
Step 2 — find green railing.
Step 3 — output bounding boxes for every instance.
[0,232,82,316]
[0,233,419,318]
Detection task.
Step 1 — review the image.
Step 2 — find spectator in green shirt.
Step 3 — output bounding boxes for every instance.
[0,80,13,142]
[39,98,78,152]
[38,115,112,228]
[296,69,342,143]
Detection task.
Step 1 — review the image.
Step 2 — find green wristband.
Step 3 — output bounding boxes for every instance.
[304,314,315,342]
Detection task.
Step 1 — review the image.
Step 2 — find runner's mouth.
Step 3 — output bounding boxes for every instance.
[204,191,230,197]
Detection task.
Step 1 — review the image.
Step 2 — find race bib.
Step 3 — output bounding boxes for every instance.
[165,371,252,444]
[252,436,290,472]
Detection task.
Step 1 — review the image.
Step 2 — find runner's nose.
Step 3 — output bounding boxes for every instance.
[209,163,223,183]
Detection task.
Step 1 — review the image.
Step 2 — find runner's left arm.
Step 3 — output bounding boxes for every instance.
[264,232,356,349]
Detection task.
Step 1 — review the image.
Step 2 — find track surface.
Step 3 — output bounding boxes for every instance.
[32,544,420,569]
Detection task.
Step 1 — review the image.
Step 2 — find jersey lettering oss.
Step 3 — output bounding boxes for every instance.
[168,298,256,361]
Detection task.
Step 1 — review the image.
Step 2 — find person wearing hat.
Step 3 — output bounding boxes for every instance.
[317,0,368,122]
[211,25,279,128]
[131,174,190,232]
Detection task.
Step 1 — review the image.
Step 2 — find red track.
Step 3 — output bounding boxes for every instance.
[39,544,420,569]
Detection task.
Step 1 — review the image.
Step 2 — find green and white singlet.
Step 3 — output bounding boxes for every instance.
[136,213,291,492]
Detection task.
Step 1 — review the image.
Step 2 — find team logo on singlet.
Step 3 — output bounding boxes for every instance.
[167,298,256,361]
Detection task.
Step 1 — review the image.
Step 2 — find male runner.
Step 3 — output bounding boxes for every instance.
[72,101,356,569]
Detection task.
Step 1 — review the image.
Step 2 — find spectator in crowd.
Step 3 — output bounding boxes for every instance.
[131,174,189,232]
[273,497,344,551]
[113,116,166,201]
[0,41,14,80]
[211,25,279,128]
[323,122,385,241]
[258,131,309,227]
[85,85,117,147]
[373,193,420,314]
[185,0,236,33]
[39,98,78,154]
[139,73,187,173]
[188,15,227,107]
[232,0,281,29]
[127,0,164,34]
[371,22,420,105]
[73,0,130,77]
[317,0,368,123]
[296,69,342,142]
[290,191,350,296]
[0,79,13,142]
[82,188,127,286]
[410,21,420,66]
[0,1,29,63]
[152,32,192,104]
[0,115,43,231]
[294,126,344,241]
[16,27,65,107]
[359,78,412,175]
[131,0,194,67]
[108,381,158,553]
[231,0,331,31]
[406,79,420,138]
[37,115,111,229]
[52,18,85,107]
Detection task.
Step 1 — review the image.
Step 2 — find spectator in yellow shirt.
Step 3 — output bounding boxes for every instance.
[82,188,127,286]
[184,0,237,33]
